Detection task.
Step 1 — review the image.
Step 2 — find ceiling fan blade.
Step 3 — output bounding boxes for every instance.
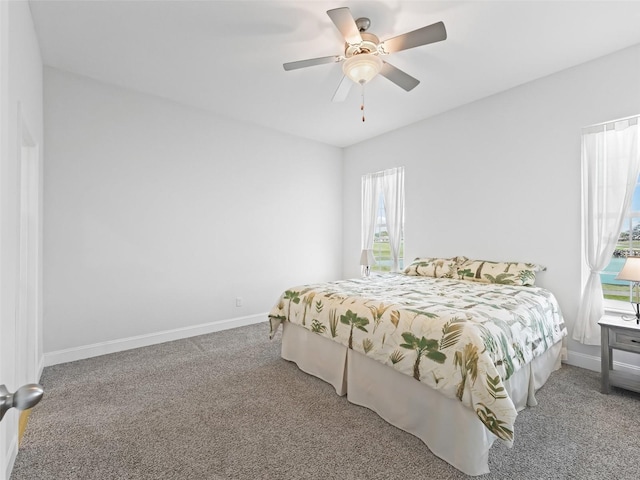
[331,75,353,103]
[327,7,362,45]
[283,55,342,71]
[379,61,420,91]
[380,21,447,53]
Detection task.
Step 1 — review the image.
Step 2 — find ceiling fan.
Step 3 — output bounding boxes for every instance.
[283,7,447,103]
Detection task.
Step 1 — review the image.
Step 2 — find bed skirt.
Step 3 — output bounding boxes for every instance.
[281,321,562,476]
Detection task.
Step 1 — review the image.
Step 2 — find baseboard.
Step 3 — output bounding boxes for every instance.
[565,350,600,372]
[37,355,44,382]
[564,349,640,375]
[43,313,267,367]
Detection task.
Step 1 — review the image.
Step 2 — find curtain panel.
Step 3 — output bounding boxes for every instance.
[574,117,640,345]
[382,167,405,272]
[361,171,382,260]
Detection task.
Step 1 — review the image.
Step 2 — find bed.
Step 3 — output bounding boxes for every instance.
[268,257,567,476]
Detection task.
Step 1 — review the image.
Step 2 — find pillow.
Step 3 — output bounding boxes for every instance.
[456,259,545,286]
[404,256,467,278]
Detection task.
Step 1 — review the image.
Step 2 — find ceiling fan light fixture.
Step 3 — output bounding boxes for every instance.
[342,53,382,85]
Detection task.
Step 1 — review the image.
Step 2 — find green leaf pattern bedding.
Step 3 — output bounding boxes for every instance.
[269,274,566,445]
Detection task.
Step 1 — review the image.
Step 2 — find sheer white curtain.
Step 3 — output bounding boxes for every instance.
[361,171,382,265]
[574,117,640,345]
[382,167,405,272]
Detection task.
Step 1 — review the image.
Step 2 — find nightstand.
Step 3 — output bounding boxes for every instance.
[599,315,640,394]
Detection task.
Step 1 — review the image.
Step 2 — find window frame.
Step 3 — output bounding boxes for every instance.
[361,167,405,273]
[602,177,640,313]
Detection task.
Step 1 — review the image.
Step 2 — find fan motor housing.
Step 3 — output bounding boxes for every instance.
[344,32,381,58]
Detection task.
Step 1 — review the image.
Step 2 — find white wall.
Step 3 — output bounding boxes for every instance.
[0,2,43,478]
[342,44,640,371]
[43,67,342,360]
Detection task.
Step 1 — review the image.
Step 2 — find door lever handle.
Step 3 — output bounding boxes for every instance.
[0,384,44,422]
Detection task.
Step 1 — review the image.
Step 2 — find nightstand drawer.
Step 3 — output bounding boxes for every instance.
[610,328,640,354]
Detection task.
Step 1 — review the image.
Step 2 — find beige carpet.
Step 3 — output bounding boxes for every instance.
[11,322,640,479]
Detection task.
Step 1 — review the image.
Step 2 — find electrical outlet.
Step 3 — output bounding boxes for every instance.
[235,297,243,307]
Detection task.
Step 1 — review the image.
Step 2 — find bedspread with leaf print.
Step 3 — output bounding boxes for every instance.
[268,274,566,446]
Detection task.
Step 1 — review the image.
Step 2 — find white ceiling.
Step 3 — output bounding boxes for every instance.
[28,0,640,148]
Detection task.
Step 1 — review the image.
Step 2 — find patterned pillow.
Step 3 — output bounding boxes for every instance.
[404,256,468,278]
[456,259,545,286]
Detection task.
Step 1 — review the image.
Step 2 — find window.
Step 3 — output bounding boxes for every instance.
[601,175,640,305]
[575,116,639,345]
[361,167,404,273]
[371,190,404,272]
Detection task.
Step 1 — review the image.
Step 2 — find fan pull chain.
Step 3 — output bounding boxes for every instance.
[361,84,366,122]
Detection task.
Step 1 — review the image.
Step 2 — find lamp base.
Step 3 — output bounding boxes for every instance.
[622,302,640,324]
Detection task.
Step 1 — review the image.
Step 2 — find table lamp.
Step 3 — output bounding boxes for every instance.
[360,249,376,277]
[615,256,640,324]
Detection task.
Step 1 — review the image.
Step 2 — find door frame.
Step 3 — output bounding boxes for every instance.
[16,103,41,388]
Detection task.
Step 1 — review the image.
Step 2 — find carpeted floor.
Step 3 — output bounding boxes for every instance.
[11,322,640,479]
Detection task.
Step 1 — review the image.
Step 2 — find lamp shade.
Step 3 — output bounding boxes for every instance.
[615,257,640,282]
[360,249,376,266]
[343,54,383,85]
